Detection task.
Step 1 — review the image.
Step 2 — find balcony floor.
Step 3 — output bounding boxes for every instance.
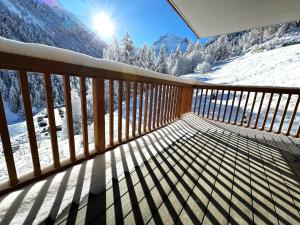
[1,114,300,225]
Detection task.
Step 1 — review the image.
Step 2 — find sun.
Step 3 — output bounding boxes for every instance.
[93,13,115,38]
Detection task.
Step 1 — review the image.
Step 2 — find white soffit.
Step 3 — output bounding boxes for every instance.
[168,0,300,38]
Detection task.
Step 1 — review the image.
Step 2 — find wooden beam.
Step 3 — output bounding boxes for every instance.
[93,77,105,152]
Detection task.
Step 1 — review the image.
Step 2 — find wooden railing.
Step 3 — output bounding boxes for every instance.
[192,84,300,138]
[0,38,299,195]
[0,47,193,194]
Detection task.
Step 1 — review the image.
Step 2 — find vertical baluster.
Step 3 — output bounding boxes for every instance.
[118,80,123,143]
[166,86,172,123]
[19,70,41,176]
[277,94,291,134]
[175,86,182,117]
[207,89,214,119]
[167,86,172,122]
[80,76,89,157]
[296,123,300,138]
[197,89,203,115]
[247,92,257,128]
[132,81,137,137]
[254,92,265,129]
[138,82,143,134]
[240,92,250,126]
[44,73,60,168]
[169,86,175,122]
[234,91,243,125]
[172,86,178,120]
[93,77,105,152]
[217,90,224,121]
[193,88,199,113]
[160,85,166,125]
[228,90,236,123]
[0,91,18,185]
[156,84,162,127]
[125,81,130,139]
[261,93,273,130]
[63,75,76,162]
[152,84,158,129]
[163,85,169,124]
[212,90,219,120]
[222,90,230,122]
[148,84,154,130]
[202,89,208,117]
[143,83,149,133]
[109,80,114,146]
[269,94,282,132]
[286,94,300,136]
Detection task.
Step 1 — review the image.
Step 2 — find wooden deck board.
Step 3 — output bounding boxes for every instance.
[55,114,300,225]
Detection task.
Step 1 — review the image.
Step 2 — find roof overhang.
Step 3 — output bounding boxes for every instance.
[168,0,300,38]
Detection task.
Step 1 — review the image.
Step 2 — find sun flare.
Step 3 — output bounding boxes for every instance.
[93,13,115,38]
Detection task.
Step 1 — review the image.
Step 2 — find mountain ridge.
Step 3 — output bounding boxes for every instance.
[153,33,192,55]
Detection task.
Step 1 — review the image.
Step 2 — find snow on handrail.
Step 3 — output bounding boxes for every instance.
[0,37,200,85]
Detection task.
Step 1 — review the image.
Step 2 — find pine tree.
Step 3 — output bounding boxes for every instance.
[169,45,181,75]
[9,85,19,113]
[156,45,168,74]
[121,32,136,65]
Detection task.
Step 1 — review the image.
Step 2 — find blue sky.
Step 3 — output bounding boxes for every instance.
[58,0,198,46]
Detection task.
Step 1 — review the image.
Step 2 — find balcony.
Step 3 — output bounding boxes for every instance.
[0,38,299,224]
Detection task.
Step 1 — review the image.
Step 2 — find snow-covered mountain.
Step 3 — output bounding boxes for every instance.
[153,33,191,55]
[0,0,106,57]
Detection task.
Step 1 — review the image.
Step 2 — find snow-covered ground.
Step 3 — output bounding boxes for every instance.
[182,44,300,135]
[182,43,300,87]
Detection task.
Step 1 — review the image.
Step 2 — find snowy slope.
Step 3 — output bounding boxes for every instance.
[182,44,300,87]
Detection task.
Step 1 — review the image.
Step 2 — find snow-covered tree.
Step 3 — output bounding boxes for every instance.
[9,85,19,113]
[156,45,168,74]
[104,38,121,61]
[185,40,194,55]
[169,45,181,75]
[120,32,136,65]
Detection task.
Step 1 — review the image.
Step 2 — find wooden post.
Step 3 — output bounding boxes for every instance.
[63,75,76,162]
[80,76,89,157]
[125,81,130,139]
[132,81,137,137]
[109,80,114,146]
[118,80,123,143]
[148,84,154,130]
[286,95,300,136]
[0,91,18,185]
[93,77,105,153]
[152,84,158,129]
[177,86,193,117]
[19,70,41,176]
[261,93,273,130]
[44,73,60,168]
